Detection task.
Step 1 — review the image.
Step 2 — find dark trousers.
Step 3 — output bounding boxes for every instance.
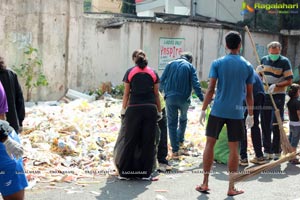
[261,94,285,154]
[119,105,157,178]
[157,108,168,164]
[240,93,265,159]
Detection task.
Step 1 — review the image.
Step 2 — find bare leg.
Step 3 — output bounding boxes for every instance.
[3,189,25,200]
[227,141,244,196]
[202,136,217,187]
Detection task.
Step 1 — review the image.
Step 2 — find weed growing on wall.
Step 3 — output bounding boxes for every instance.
[13,45,48,101]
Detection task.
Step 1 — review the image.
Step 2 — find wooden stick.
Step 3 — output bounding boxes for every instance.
[244,26,293,154]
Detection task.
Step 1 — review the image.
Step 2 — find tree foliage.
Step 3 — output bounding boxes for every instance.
[241,0,300,32]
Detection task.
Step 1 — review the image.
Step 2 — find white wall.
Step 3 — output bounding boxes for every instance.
[136,0,190,17]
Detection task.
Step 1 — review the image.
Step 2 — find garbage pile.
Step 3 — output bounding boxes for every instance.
[21,95,291,187]
[20,97,207,185]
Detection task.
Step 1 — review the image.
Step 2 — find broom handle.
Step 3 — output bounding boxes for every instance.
[244,26,278,112]
[245,26,261,65]
[244,26,293,154]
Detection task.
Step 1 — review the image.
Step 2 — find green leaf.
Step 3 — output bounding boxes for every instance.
[13,44,49,101]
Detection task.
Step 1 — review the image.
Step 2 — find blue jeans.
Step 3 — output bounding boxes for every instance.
[261,94,285,154]
[166,96,190,153]
[289,125,300,148]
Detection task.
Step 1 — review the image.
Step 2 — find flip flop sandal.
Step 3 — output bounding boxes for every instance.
[195,185,210,193]
[227,188,244,196]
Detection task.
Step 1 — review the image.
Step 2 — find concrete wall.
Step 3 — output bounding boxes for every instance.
[243,31,279,67]
[196,0,244,23]
[0,0,81,101]
[75,18,281,85]
[0,0,297,101]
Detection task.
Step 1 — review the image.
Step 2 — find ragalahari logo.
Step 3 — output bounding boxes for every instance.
[241,1,254,15]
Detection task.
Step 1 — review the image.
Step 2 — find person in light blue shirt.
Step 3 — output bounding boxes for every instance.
[160,52,203,159]
[198,31,254,196]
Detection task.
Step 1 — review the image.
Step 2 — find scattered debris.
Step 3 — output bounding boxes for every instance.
[21,97,208,191]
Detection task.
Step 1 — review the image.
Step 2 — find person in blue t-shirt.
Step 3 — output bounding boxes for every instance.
[198,31,254,196]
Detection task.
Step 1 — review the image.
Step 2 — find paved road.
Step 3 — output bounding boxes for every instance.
[26,156,300,200]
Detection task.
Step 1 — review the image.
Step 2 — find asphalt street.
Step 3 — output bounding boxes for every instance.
[26,156,300,200]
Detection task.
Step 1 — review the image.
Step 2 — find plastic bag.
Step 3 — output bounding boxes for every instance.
[213,127,229,164]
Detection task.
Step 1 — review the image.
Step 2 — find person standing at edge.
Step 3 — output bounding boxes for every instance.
[257,41,293,160]
[286,84,300,164]
[0,56,25,134]
[160,52,204,159]
[0,80,27,200]
[198,31,254,196]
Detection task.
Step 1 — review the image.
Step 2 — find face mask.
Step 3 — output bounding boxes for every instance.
[269,54,280,61]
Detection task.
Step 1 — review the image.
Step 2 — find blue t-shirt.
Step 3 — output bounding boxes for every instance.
[253,71,264,97]
[209,54,254,119]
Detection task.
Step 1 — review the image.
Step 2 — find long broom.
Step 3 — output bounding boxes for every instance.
[230,26,297,184]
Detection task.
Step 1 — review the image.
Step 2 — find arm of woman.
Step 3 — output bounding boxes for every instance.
[154,83,161,113]
[122,82,130,109]
[297,110,300,121]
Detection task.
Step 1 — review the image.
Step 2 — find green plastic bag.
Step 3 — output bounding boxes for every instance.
[213,126,229,164]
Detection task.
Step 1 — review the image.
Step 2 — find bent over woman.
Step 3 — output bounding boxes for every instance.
[116,50,161,179]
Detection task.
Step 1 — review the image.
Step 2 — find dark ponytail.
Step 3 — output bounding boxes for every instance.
[135,52,148,69]
[288,83,300,98]
[0,57,6,70]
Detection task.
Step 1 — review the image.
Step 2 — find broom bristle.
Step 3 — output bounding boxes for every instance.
[232,25,296,185]
[231,152,297,183]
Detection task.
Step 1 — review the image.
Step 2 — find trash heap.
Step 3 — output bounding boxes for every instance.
[20,97,207,184]
[20,96,291,186]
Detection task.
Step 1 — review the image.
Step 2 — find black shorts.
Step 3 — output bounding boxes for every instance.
[206,114,245,142]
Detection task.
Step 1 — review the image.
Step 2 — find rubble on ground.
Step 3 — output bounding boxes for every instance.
[20,96,290,189]
[21,97,206,187]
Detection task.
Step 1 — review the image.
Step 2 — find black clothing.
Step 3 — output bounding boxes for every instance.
[123,66,159,105]
[0,69,25,132]
[287,97,300,122]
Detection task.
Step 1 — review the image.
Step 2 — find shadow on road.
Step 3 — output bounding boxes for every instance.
[96,176,152,200]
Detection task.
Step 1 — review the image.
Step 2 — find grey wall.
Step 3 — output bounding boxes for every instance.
[0,0,297,101]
